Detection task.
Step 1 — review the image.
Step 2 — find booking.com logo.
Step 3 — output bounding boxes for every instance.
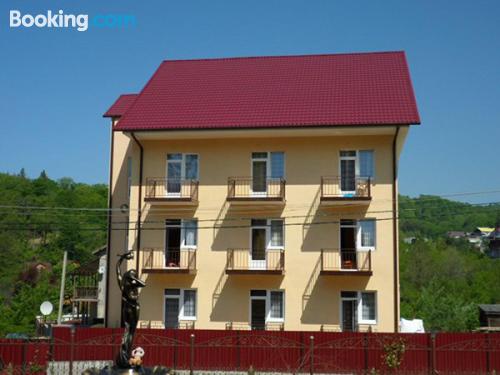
[9,10,137,32]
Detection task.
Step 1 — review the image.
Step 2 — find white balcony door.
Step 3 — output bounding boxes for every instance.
[167,154,182,196]
[166,154,199,197]
[252,153,268,196]
[340,151,357,194]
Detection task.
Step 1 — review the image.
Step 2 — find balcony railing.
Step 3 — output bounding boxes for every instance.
[320,248,372,275]
[227,177,285,202]
[73,286,98,301]
[139,320,195,330]
[225,249,285,274]
[320,176,371,201]
[145,178,199,202]
[141,248,196,274]
[225,322,284,331]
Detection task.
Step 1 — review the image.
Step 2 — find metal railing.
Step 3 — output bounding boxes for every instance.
[141,248,196,272]
[139,320,195,330]
[73,286,98,300]
[225,322,284,331]
[226,249,285,272]
[145,178,199,200]
[320,176,371,199]
[320,248,372,273]
[227,177,285,200]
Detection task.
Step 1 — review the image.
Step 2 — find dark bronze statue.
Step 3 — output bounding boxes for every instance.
[83,251,170,375]
[116,251,146,369]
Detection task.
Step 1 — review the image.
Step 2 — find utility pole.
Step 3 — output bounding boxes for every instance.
[57,251,68,325]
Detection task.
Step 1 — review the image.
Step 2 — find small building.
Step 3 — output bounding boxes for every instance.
[487,226,500,259]
[447,231,466,239]
[478,304,500,330]
[69,246,107,326]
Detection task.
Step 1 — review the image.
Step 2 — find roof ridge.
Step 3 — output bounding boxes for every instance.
[161,50,406,63]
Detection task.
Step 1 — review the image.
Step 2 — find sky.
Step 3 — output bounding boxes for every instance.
[1,0,499,203]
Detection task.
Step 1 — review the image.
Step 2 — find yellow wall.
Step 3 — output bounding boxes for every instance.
[107,126,408,332]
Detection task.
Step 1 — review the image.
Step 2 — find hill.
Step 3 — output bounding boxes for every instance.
[0,171,498,334]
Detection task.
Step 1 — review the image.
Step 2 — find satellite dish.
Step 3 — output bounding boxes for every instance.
[98,265,105,274]
[40,301,53,316]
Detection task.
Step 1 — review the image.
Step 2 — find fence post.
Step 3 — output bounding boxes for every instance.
[364,332,369,373]
[430,332,436,375]
[485,333,491,374]
[21,339,27,375]
[190,333,195,375]
[309,335,314,375]
[69,326,75,375]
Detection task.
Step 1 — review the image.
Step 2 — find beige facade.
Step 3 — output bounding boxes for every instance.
[106,125,409,333]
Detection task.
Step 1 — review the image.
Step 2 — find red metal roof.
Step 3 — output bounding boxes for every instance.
[110,51,420,131]
[103,94,138,118]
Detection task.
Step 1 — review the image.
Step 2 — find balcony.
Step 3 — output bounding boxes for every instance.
[144,178,198,205]
[225,249,285,275]
[141,248,196,274]
[320,249,372,276]
[225,322,284,331]
[227,177,285,205]
[73,286,98,301]
[320,176,371,205]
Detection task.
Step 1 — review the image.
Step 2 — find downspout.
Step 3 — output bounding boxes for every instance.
[104,118,116,327]
[392,126,400,332]
[130,132,144,272]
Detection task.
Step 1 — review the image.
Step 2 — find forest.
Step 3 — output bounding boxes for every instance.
[0,171,498,335]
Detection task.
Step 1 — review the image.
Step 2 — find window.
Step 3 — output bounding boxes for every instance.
[251,152,285,178]
[251,219,284,249]
[182,290,197,319]
[270,152,285,178]
[166,153,199,194]
[339,150,375,187]
[358,219,376,250]
[270,220,284,247]
[341,219,376,251]
[182,219,198,248]
[269,291,284,320]
[340,291,377,328]
[164,288,197,323]
[360,292,376,322]
[358,150,375,179]
[250,290,285,324]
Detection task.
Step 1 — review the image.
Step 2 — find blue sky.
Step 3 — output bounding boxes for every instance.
[1,0,499,203]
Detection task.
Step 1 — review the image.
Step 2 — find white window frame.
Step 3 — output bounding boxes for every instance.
[250,152,285,196]
[339,150,375,190]
[163,288,197,325]
[358,291,377,325]
[339,219,376,252]
[339,291,377,329]
[357,219,376,252]
[268,219,285,250]
[166,153,199,197]
[181,219,198,250]
[267,290,285,323]
[249,290,285,325]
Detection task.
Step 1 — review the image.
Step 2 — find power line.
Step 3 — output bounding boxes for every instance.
[1,188,499,213]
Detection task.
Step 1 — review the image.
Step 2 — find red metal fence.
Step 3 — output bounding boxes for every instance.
[0,328,499,374]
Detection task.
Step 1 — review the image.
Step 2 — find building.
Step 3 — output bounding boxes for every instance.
[103,52,420,332]
[487,226,500,259]
[478,304,500,331]
[69,246,107,325]
[447,231,466,240]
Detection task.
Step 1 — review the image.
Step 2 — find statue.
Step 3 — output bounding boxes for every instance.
[83,251,170,374]
[115,251,146,369]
